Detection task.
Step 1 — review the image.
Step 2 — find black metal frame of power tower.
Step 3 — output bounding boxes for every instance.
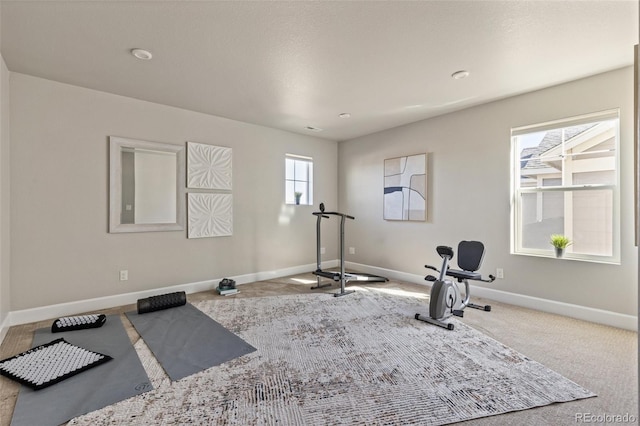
[312,206,387,297]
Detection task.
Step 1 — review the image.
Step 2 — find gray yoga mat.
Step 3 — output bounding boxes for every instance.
[126,303,256,381]
[11,315,153,426]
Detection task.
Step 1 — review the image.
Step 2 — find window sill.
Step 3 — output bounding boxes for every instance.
[512,250,620,265]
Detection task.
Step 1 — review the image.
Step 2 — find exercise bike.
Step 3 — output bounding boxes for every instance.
[415,241,495,330]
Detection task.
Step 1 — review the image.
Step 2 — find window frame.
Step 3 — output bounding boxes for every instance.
[511,109,621,264]
[285,154,313,206]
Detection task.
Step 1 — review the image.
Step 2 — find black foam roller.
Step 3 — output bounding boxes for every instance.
[137,291,187,314]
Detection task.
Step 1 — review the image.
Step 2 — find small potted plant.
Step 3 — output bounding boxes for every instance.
[294,191,303,205]
[550,234,572,258]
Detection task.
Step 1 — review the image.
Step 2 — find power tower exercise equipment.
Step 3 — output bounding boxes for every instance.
[312,203,388,297]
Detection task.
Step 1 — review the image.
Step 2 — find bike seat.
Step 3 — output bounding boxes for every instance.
[446,269,482,281]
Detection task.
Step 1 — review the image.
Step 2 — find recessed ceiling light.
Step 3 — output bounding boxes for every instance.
[305,126,323,132]
[131,48,153,60]
[451,70,470,80]
[338,113,351,119]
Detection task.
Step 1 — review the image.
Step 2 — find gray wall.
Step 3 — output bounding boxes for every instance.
[0,53,9,324]
[338,67,637,317]
[9,73,338,311]
[5,67,637,319]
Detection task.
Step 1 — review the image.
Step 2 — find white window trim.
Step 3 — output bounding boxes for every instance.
[285,154,313,206]
[510,109,621,264]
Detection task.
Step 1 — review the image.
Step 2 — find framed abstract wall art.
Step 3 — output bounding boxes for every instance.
[384,153,427,221]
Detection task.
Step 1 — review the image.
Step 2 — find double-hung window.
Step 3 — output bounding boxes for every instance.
[285,154,313,205]
[511,110,620,263]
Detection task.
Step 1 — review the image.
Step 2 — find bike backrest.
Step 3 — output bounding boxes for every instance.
[457,241,485,272]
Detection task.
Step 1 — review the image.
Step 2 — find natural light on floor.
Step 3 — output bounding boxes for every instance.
[362,286,429,300]
[290,277,317,285]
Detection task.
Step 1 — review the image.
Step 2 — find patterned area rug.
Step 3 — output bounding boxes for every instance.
[69,289,595,425]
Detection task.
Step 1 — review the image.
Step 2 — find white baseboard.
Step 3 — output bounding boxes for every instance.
[469,285,638,331]
[346,261,638,331]
[231,260,337,285]
[5,261,337,332]
[4,258,634,344]
[8,279,215,327]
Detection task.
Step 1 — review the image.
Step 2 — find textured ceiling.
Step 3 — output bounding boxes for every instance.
[1,1,638,141]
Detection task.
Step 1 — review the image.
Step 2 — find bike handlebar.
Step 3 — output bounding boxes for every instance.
[425,265,495,283]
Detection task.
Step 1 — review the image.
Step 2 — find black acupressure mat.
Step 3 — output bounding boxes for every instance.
[10,315,153,426]
[0,338,112,390]
[126,303,256,381]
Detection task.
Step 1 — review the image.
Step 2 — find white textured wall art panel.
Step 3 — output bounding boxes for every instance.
[187,142,232,190]
[188,193,233,238]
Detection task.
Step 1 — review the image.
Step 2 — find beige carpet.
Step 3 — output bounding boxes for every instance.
[67,288,595,425]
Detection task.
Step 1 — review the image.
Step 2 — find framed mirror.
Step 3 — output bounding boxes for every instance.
[109,136,185,233]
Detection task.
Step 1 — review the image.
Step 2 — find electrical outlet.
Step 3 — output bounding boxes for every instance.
[320,247,326,254]
[349,247,355,255]
[496,268,504,279]
[119,270,128,281]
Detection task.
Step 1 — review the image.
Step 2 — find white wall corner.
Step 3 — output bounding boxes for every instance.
[0,313,10,344]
